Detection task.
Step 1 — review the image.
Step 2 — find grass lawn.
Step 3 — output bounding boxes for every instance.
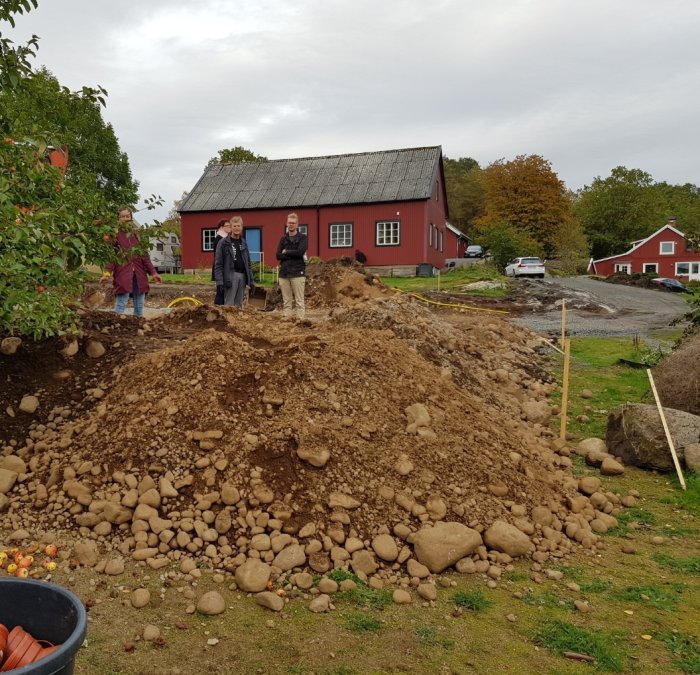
[380,262,507,296]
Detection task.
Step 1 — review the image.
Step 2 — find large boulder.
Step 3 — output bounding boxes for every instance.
[606,403,700,471]
[411,522,482,573]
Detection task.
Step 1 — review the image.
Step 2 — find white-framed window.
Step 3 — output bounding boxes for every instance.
[298,224,308,236]
[643,263,658,274]
[438,230,444,252]
[428,224,433,248]
[675,262,690,275]
[202,228,216,251]
[614,263,631,274]
[659,241,675,254]
[376,220,400,246]
[330,222,352,248]
[170,235,178,244]
[155,242,164,252]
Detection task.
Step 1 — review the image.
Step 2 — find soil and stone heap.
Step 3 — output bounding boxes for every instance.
[0,263,630,592]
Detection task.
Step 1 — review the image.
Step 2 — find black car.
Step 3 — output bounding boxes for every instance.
[651,277,691,293]
[464,245,484,258]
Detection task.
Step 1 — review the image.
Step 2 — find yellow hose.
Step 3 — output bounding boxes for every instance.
[167,296,203,308]
[391,287,509,314]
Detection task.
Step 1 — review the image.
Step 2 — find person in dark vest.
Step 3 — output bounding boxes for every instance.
[214,216,255,307]
[276,212,308,319]
[354,249,367,264]
[100,207,161,316]
[211,218,231,305]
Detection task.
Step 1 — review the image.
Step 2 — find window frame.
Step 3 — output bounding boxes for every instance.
[614,263,631,274]
[376,220,400,247]
[642,262,658,274]
[329,222,353,248]
[201,228,216,252]
[659,241,675,255]
[675,262,691,275]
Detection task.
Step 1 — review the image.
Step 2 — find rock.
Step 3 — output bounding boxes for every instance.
[1,337,22,355]
[350,550,378,576]
[417,583,437,601]
[455,557,476,574]
[235,559,272,592]
[328,492,361,509]
[394,454,414,475]
[412,522,483,573]
[371,534,398,561]
[684,443,700,473]
[576,437,608,457]
[0,469,18,495]
[104,558,125,575]
[574,600,592,613]
[296,445,330,468]
[143,625,161,641]
[600,457,625,475]
[606,403,700,471]
[580,389,594,399]
[530,507,553,527]
[85,340,106,358]
[73,541,99,567]
[295,572,314,590]
[309,594,331,613]
[60,339,79,357]
[405,403,431,432]
[131,588,151,609]
[318,578,338,594]
[406,558,430,579]
[483,521,534,558]
[18,395,39,414]
[272,544,306,571]
[393,589,412,604]
[197,591,226,615]
[578,477,601,495]
[256,591,284,612]
[521,400,552,425]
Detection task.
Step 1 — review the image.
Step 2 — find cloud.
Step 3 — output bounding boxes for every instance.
[8,0,700,221]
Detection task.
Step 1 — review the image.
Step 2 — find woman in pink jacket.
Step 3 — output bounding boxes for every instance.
[100,208,161,316]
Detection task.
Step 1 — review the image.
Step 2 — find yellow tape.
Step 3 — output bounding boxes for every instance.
[167,296,203,308]
[391,287,509,314]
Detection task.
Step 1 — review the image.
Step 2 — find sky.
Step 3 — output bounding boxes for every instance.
[8,0,700,223]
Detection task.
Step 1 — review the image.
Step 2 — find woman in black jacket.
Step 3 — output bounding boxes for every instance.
[211,218,231,305]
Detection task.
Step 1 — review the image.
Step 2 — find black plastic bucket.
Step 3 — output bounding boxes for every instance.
[0,578,86,674]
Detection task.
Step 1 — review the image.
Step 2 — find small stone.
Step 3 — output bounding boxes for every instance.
[392,589,412,604]
[309,594,331,613]
[621,543,637,555]
[18,395,39,414]
[143,625,161,641]
[197,591,226,616]
[131,588,151,609]
[255,591,284,612]
[574,600,591,613]
[85,340,106,358]
[0,337,22,355]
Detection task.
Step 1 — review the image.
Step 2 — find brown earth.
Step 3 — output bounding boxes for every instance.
[1,262,626,604]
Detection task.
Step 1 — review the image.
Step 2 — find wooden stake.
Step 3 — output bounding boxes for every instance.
[561,298,567,347]
[559,338,571,440]
[647,369,687,490]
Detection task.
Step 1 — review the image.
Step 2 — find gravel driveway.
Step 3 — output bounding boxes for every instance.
[511,276,691,336]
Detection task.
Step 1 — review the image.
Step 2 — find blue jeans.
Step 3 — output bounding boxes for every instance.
[114,274,145,316]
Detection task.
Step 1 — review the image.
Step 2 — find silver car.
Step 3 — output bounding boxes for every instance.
[505,256,545,278]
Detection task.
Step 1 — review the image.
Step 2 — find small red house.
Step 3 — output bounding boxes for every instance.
[178,146,453,273]
[587,220,700,281]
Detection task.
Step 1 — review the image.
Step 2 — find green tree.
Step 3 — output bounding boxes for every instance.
[477,220,542,272]
[477,155,575,257]
[443,156,484,233]
[0,1,161,338]
[210,146,267,164]
[573,167,666,259]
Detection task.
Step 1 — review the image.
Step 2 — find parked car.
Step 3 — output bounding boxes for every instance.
[464,245,484,258]
[504,257,545,278]
[651,277,691,293]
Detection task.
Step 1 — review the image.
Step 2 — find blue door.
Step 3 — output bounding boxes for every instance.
[245,228,262,263]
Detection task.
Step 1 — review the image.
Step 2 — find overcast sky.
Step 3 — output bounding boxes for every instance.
[9,0,700,222]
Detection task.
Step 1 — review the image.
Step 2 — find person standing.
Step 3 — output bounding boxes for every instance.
[214,216,255,307]
[100,207,161,316]
[211,218,231,305]
[276,213,308,319]
[354,249,367,265]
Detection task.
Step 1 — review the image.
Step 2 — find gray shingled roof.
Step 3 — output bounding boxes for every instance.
[179,146,442,212]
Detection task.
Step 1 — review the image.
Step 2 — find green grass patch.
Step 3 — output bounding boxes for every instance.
[414,626,454,649]
[653,553,700,575]
[328,570,392,608]
[503,571,529,582]
[453,589,492,612]
[550,337,652,437]
[342,612,382,633]
[658,631,700,674]
[610,585,680,611]
[532,619,627,671]
[610,507,658,535]
[660,473,700,518]
[380,263,505,294]
[521,591,575,611]
[578,579,615,594]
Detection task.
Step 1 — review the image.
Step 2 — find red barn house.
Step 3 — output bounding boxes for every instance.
[587,220,700,281]
[178,146,454,274]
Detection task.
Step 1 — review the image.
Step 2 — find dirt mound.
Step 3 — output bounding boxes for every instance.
[1,300,619,582]
[653,331,700,415]
[265,257,391,310]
